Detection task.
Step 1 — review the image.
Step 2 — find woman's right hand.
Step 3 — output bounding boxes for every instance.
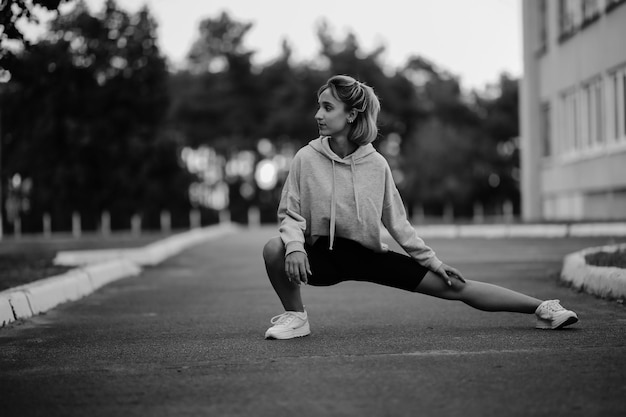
[434,263,466,287]
[285,251,312,285]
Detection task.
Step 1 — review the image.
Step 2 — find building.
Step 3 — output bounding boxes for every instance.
[520,0,626,221]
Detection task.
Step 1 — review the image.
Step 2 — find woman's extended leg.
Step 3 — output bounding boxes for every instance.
[415,272,541,313]
[262,237,305,312]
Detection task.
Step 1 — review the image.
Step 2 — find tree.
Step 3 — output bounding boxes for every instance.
[186,11,254,74]
[172,11,263,152]
[472,74,521,213]
[255,41,326,147]
[397,56,486,218]
[314,21,426,144]
[0,0,74,75]
[2,0,190,232]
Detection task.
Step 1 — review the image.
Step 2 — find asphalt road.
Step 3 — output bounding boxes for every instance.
[1,227,625,417]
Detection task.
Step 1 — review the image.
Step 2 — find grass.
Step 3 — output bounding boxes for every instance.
[0,231,178,292]
[585,248,626,269]
[0,252,73,292]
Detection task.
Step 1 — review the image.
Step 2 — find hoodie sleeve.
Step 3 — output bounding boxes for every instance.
[381,166,443,271]
[278,154,307,256]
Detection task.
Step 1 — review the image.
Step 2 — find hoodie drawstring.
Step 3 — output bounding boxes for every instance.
[350,157,362,222]
[329,157,362,251]
[329,160,337,250]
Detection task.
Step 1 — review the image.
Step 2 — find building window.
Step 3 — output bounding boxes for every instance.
[605,0,626,13]
[559,0,606,41]
[541,103,551,157]
[537,0,548,54]
[561,90,579,154]
[607,68,626,145]
[581,0,601,27]
[558,71,626,159]
[619,69,626,143]
[592,79,605,147]
[581,85,591,150]
[559,0,581,41]
[581,78,605,149]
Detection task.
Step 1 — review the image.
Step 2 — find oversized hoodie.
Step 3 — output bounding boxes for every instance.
[278,136,443,272]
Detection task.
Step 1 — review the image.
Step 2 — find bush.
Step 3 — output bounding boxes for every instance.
[585,249,626,269]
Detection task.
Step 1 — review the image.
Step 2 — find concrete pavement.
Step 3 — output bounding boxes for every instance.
[1,227,625,417]
[0,223,239,327]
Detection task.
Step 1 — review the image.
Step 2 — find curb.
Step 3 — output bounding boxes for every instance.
[413,222,626,239]
[0,223,238,328]
[53,223,239,266]
[560,243,626,301]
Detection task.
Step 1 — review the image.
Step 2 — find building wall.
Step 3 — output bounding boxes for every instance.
[521,0,626,221]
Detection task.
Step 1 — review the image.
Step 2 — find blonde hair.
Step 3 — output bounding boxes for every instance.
[317,75,381,145]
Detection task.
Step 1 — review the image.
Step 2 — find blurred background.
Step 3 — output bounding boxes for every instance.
[0,0,624,239]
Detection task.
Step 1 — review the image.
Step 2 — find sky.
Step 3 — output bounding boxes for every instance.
[34,0,522,90]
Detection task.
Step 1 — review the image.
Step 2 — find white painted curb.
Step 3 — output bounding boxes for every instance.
[21,270,90,315]
[0,291,32,324]
[53,223,239,266]
[0,295,14,327]
[569,223,626,237]
[1,223,238,328]
[83,259,141,291]
[416,225,459,239]
[412,222,625,239]
[560,243,626,300]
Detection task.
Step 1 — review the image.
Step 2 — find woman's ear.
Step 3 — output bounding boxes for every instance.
[348,109,358,123]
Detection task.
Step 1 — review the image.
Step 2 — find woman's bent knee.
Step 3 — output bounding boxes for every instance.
[263,237,285,267]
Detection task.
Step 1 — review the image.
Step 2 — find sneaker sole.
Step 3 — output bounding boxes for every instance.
[265,331,311,340]
[536,314,579,330]
[265,323,311,340]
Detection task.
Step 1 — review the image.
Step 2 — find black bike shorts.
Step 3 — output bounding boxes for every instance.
[304,236,430,292]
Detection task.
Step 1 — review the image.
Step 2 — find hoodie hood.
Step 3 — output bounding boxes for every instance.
[307,136,377,250]
[308,136,377,164]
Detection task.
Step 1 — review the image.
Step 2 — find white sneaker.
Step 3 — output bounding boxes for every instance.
[264,311,310,339]
[535,300,578,329]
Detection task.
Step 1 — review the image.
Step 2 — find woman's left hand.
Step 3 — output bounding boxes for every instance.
[435,263,466,287]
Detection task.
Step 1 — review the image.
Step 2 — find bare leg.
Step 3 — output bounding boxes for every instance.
[415,272,542,313]
[263,237,305,312]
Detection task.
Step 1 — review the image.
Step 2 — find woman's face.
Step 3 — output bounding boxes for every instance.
[315,88,351,138]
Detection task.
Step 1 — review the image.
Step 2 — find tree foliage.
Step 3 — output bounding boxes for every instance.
[171,14,520,219]
[0,0,73,74]
[2,0,191,231]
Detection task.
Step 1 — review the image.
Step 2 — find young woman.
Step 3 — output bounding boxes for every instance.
[262,74,578,339]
